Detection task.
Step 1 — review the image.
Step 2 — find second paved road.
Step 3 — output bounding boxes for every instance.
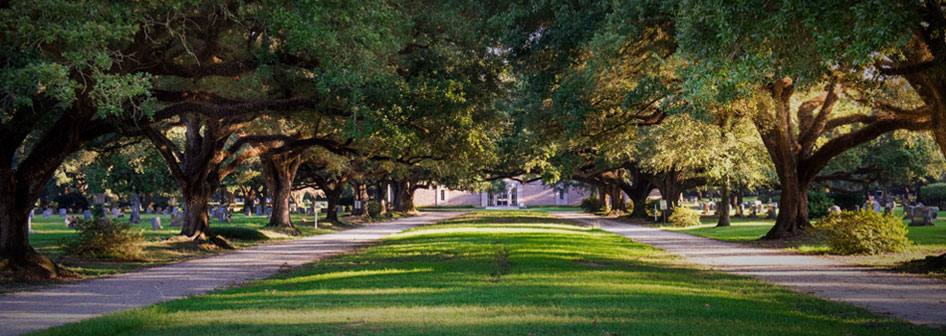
[555,212,946,328]
[0,211,465,336]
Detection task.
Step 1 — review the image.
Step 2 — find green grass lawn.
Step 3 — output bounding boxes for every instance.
[18,212,349,284]
[33,211,944,335]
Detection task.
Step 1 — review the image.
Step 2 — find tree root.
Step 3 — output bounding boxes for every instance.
[0,251,72,281]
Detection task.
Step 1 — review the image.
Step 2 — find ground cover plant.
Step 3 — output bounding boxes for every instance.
[32,211,944,335]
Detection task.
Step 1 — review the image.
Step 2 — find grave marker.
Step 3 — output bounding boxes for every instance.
[151,217,163,229]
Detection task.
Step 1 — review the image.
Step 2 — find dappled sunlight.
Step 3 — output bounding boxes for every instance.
[268,268,433,285]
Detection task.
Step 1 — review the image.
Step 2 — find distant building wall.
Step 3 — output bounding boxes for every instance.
[413,180,594,207]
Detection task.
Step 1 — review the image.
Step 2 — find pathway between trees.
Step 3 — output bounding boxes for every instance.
[555,212,946,328]
[0,211,465,336]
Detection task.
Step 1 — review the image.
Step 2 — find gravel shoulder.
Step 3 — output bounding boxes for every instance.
[555,212,946,328]
[0,211,465,336]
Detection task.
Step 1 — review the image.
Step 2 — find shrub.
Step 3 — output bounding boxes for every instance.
[828,191,865,210]
[808,188,832,219]
[63,216,143,260]
[920,182,946,207]
[366,201,382,217]
[668,206,700,227]
[580,197,603,213]
[817,210,911,255]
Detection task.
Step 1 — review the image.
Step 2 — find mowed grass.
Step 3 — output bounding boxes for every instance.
[33,211,943,335]
[21,212,346,281]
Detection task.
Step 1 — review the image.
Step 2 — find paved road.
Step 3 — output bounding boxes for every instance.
[0,211,464,336]
[555,212,946,328]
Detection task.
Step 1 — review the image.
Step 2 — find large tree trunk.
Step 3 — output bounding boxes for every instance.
[242,187,256,216]
[607,184,627,212]
[597,186,609,211]
[717,181,731,227]
[403,187,418,213]
[324,187,343,223]
[392,180,411,212]
[623,168,654,218]
[0,191,63,279]
[262,153,302,229]
[180,184,214,239]
[129,192,141,224]
[765,177,811,239]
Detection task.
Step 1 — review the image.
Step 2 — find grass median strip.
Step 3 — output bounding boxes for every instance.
[33,211,943,335]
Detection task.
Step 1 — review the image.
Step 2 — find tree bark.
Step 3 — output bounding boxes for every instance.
[597,186,609,211]
[0,191,63,279]
[241,186,256,216]
[180,183,215,239]
[324,187,343,223]
[717,180,731,227]
[262,153,302,229]
[607,183,627,212]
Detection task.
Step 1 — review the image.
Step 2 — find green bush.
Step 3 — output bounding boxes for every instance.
[919,182,946,207]
[817,210,911,255]
[668,206,700,227]
[828,191,864,210]
[808,188,832,219]
[63,216,144,260]
[580,197,603,213]
[366,201,382,217]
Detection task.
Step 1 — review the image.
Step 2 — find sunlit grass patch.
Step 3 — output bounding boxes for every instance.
[34,211,944,336]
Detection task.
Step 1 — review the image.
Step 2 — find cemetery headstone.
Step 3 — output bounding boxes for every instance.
[43,208,52,218]
[162,208,167,215]
[58,208,67,217]
[255,206,262,216]
[146,207,153,215]
[767,204,777,219]
[910,206,934,226]
[151,217,163,229]
[169,213,183,227]
[112,208,121,217]
[904,205,915,219]
[265,207,272,216]
[929,207,939,220]
[27,216,34,234]
[871,200,881,213]
[83,210,91,220]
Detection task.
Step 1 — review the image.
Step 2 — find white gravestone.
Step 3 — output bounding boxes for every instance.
[151,217,163,229]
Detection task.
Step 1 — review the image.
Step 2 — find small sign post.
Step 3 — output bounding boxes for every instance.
[313,203,321,228]
[659,200,668,223]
